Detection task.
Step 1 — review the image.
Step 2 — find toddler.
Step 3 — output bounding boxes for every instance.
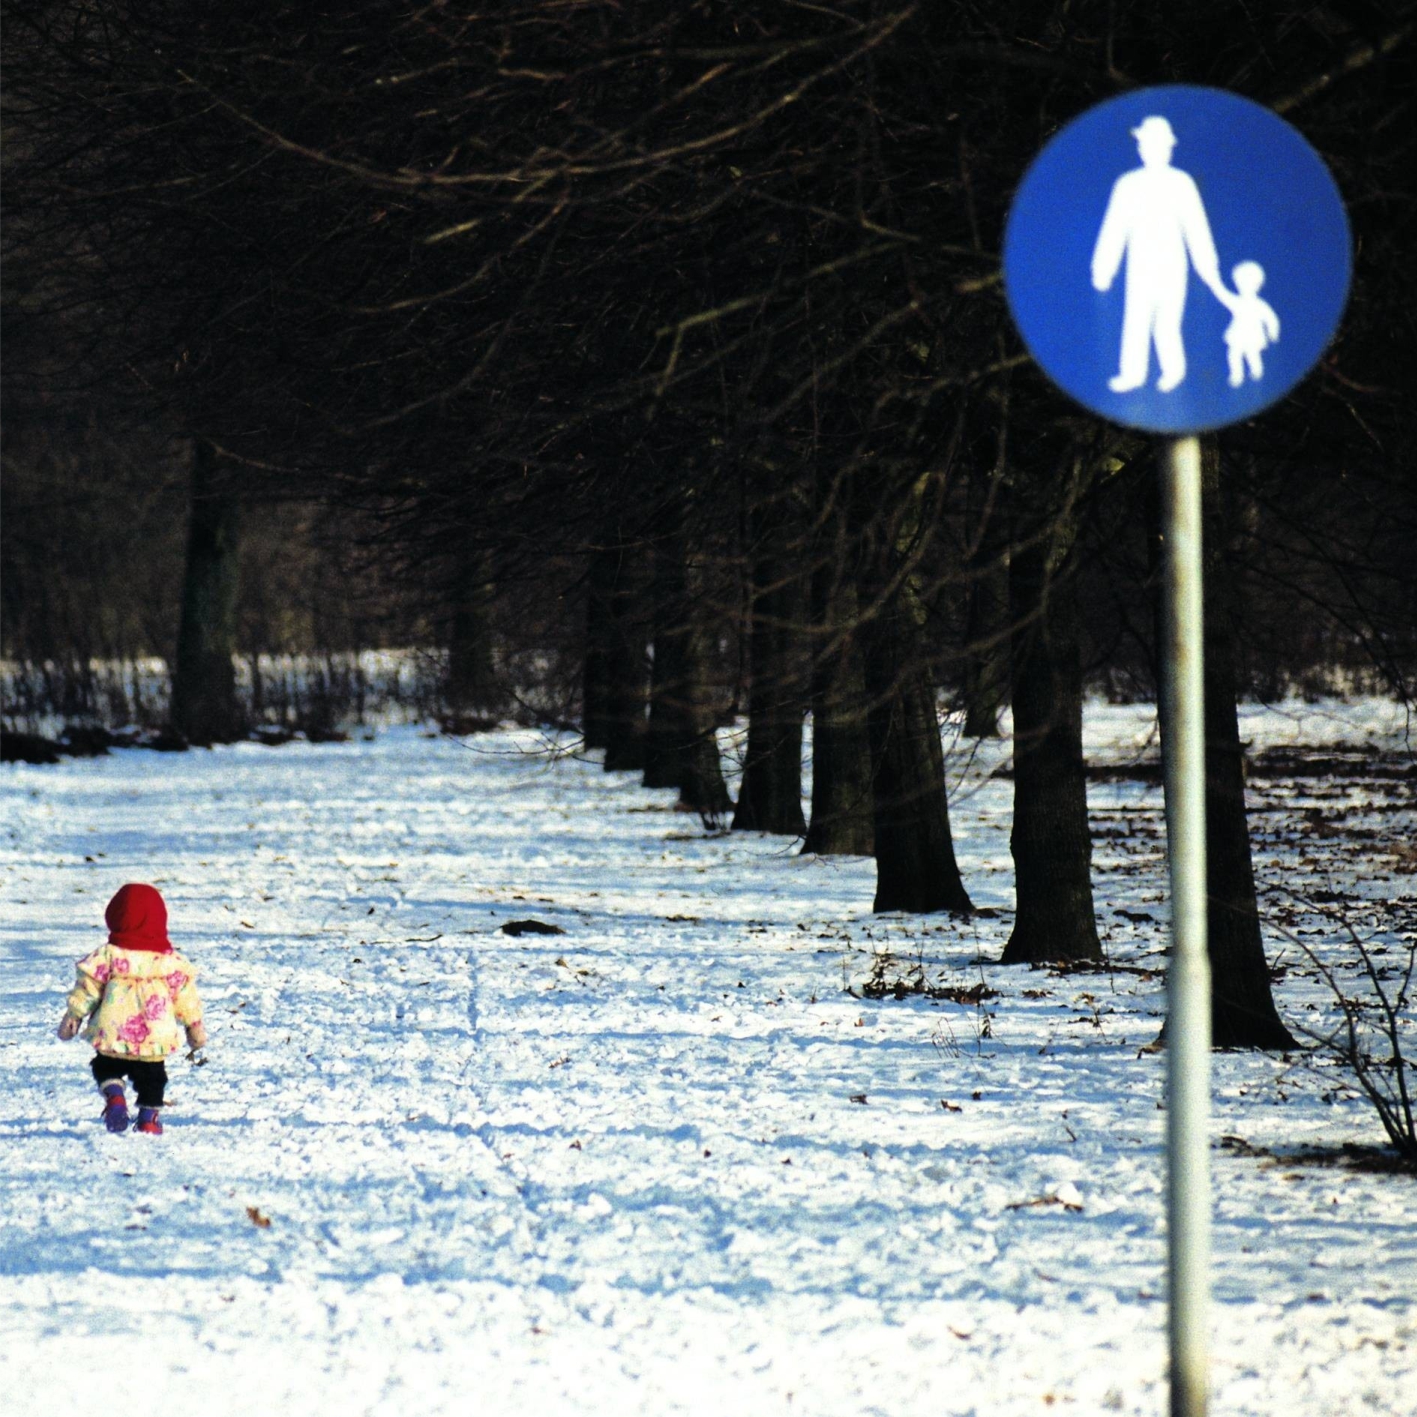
[1223,260,1281,387]
[57,883,206,1135]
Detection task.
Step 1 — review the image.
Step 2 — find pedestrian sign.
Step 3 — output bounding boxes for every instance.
[1002,86,1351,434]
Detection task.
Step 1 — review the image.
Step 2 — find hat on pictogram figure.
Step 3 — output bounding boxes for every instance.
[1130,115,1176,144]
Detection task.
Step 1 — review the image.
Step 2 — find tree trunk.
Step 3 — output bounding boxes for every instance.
[583,548,614,752]
[733,499,807,835]
[170,439,244,744]
[854,474,972,913]
[1147,442,1295,1049]
[1199,442,1296,1048]
[588,541,648,771]
[863,640,973,913]
[643,524,690,790]
[1000,533,1102,964]
[962,455,1011,739]
[446,542,498,716]
[643,512,732,816]
[802,539,874,856]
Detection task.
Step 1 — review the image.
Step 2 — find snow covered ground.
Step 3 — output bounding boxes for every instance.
[2,699,1413,1416]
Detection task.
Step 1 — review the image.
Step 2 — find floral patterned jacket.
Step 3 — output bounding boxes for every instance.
[64,944,204,1060]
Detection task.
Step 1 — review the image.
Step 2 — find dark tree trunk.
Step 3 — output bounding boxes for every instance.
[864,652,971,912]
[1000,533,1102,964]
[962,455,1011,739]
[643,524,690,790]
[1147,442,1295,1049]
[733,499,807,835]
[586,540,648,771]
[446,543,498,716]
[854,475,972,913]
[170,439,244,744]
[643,513,731,816]
[1198,443,1296,1048]
[583,548,614,752]
[802,533,874,856]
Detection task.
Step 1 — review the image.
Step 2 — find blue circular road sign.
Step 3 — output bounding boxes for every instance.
[1003,86,1351,434]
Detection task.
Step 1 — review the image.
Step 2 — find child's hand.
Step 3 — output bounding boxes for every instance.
[186,1020,208,1050]
[1208,279,1239,314]
[57,1015,80,1041]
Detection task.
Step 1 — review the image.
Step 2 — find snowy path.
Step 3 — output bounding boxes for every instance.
[2,704,1414,1415]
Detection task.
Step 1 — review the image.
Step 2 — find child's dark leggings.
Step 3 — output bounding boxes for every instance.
[91,1054,167,1108]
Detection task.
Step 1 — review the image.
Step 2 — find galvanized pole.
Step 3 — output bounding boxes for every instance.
[1160,434,1212,1417]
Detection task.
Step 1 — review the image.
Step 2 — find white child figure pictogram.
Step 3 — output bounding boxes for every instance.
[1222,260,1280,386]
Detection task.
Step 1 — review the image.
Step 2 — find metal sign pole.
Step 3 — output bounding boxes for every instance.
[1159,434,1212,1417]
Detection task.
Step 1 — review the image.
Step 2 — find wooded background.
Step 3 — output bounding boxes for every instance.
[4,1,1415,1045]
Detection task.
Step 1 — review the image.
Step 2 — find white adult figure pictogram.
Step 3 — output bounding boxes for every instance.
[1090,116,1234,394]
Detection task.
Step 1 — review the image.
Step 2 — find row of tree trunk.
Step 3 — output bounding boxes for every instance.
[577,445,1292,1050]
[167,435,1293,1050]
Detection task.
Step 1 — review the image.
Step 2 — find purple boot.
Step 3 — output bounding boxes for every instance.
[101,1083,130,1134]
[135,1106,163,1136]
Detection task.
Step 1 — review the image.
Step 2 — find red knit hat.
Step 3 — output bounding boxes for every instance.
[105,883,172,954]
